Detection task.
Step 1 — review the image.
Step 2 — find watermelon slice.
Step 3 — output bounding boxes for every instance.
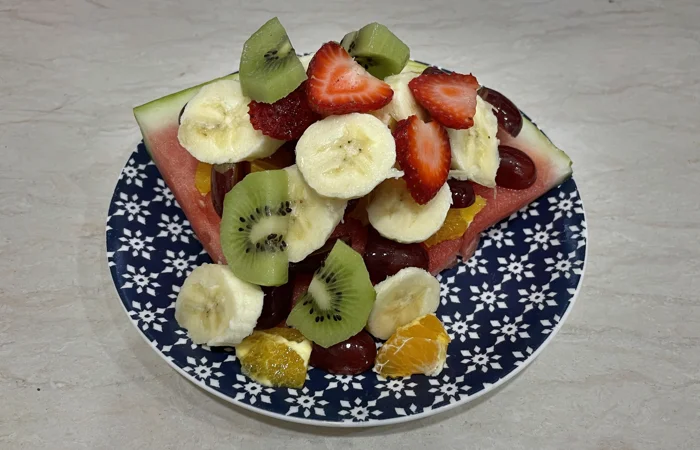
[133,73,240,264]
[133,63,572,274]
[425,116,572,274]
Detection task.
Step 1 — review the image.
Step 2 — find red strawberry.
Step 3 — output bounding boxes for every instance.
[408,72,480,130]
[392,115,451,204]
[248,81,321,140]
[306,42,394,116]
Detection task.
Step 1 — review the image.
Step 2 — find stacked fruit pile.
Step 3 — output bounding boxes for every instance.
[133,17,573,388]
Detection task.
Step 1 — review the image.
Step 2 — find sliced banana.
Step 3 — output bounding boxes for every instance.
[371,72,428,129]
[178,79,284,164]
[367,267,441,340]
[285,165,347,263]
[296,113,399,199]
[367,178,452,243]
[447,95,500,187]
[174,264,263,346]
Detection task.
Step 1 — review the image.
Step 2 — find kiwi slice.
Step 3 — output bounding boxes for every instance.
[220,170,290,286]
[239,17,307,104]
[340,23,410,79]
[286,240,375,348]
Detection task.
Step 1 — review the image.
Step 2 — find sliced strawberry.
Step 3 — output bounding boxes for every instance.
[408,72,480,130]
[248,81,320,140]
[393,115,451,204]
[306,42,394,115]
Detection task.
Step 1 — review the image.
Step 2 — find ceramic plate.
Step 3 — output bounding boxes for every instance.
[106,125,586,427]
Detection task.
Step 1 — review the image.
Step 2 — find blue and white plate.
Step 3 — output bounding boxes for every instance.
[106,134,587,427]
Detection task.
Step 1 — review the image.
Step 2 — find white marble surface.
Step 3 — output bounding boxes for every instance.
[2,0,699,448]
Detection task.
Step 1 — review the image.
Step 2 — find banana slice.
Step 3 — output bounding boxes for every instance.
[296,113,399,199]
[371,71,428,129]
[367,267,441,340]
[178,79,284,164]
[367,178,452,243]
[285,165,347,263]
[174,264,263,346]
[447,96,500,187]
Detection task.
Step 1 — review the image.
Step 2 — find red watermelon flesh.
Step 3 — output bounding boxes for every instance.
[134,73,239,264]
[134,68,571,275]
[426,117,572,274]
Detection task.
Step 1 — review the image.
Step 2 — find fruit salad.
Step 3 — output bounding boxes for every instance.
[133,17,574,388]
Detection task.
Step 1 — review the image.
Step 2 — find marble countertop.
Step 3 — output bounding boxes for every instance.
[2,0,699,448]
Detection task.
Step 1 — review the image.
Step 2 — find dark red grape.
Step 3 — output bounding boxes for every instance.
[447,179,476,208]
[363,228,429,284]
[478,87,523,137]
[255,283,293,329]
[211,162,249,217]
[289,236,352,274]
[310,331,376,375]
[422,66,451,75]
[496,145,537,190]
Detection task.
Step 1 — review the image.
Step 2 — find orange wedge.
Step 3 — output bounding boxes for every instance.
[374,314,450,378]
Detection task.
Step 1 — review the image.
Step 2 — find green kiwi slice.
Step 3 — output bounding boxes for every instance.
[220,170,290,286]
[286,240,375,348]
[239,17,307,104]
[340,23,410,79]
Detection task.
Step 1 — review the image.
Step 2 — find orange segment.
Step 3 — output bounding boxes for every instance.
[374,314,450,378]
[423,195,487,247]
[194,162,212,195]
[236,329,311,388]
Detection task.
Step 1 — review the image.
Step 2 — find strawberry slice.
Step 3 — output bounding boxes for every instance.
[408,72,480,130]
[393,115,451,204]
[306,42,394,116]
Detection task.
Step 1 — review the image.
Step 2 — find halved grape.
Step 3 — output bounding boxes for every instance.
[478,87,523,137]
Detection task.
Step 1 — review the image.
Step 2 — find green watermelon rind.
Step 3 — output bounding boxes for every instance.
[133,73,240,158]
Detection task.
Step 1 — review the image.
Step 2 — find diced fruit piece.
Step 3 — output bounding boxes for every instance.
[248,81,321,140]
[195,162,213,195]
[366,267,440,340]
[422,66,450,75]
[306,42,394,116]
[447,96,500,188]
[220,170,290,286]
[340,23,410,79]
[296,113,398,199]
[478,87,523,137]
[236,328,311,388]
[496,145,537,190]
[178,79,283,164]
[393,115,451,204]
[211,162,249,217]
[309,330,376,375]
[374,314,450,378]
[367,178,452,244]
[286,240,375,348]
[284,165,347,263]
[291,272,313,307]
[408,71,480,130]
[175,264,263,346]
[423,196,487,247]
[329,217,368,255]
[345,196,370,226]
[447,179,476,208]
[363,227,429,285]
[371,72,428,129]
[249,141,297,172]
[256,283,293,329]
[239,17,307,104]
[289,236,351,274]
